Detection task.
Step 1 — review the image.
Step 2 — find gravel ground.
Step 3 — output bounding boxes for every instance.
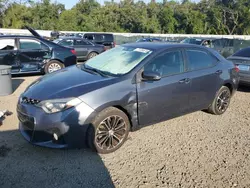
[0,76,250,188]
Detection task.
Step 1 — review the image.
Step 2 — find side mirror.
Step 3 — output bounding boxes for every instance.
[142,71,161,81]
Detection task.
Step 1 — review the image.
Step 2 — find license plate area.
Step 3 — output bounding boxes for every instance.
[238,64,250,71]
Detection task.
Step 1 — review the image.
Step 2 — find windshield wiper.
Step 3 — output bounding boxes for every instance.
[82,64,110,77]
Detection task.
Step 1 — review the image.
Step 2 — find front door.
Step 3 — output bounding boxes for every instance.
[18,38,51,72]
[0,38,20,73]
[184,48,223,110]
[137,49,191,126]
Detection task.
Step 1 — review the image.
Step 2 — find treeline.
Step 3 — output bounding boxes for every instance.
[1,0,250,35]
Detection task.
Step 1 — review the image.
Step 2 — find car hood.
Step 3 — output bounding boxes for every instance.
[23,65,117,101]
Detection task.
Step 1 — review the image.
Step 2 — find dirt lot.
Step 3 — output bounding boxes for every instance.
[0,76,250,188]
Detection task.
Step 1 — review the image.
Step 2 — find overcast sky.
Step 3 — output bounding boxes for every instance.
[54,0,200,9]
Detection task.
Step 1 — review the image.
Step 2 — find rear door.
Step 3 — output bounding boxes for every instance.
[18,38,51,72]
[73,39,91,59]
[0,38,20,73]
[184,48,223,110]
[137,49,191,125]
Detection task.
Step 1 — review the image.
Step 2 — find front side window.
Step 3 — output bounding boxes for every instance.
[84,46,152,75]
[186,49,218,71]
[19,39,42,50]
[144,50,184,77]
[0,39,15,50]
[84,34,94,40]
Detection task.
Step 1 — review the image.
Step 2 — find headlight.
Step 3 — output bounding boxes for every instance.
[36,98,82,114]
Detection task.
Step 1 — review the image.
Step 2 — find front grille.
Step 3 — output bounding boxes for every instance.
[18,111,35,130]
[21,97,40,105]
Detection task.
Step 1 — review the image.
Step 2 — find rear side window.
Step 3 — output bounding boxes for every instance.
[59,39,73,46]
[94,34,104,41]
[0,39,16,50]
[233,48,250,57]
[75,39,89,45]
[19,39,44,50]
[186,49,218,71]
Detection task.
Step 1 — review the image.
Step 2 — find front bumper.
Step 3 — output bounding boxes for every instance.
[17,101,96,149]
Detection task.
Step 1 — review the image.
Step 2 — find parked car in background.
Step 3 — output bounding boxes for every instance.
[50,31,60,40]
[53,37,106,61]
[181,37,242,57]
[136,38,163,43]
[18,43,239,154]
[82,33,115,49]
[60,33,84,38]
[227,47,250,85]
[0,26,77,74]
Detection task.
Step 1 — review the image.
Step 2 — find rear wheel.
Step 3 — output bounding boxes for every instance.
[208,86,231,115]
[87,107,130,154]
[87,52,98,60]
[44,60,64,74]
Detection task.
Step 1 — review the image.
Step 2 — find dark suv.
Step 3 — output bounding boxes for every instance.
[83,33,115,49]
[0,27,77,74]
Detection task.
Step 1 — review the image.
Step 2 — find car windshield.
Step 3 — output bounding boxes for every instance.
[84,46,152,75]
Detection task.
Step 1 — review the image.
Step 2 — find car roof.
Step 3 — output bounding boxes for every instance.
[58,37,85,40]
[0,35,39,38]
[84,33,113,35]
[122,42,207,51]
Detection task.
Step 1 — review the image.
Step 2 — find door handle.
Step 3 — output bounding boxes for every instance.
[179,78,190,84]
[215,70,222,74]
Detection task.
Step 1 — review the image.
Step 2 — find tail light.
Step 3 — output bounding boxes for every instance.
[114,42,116,47]
[71,49,76,55]
[235,65,240,72]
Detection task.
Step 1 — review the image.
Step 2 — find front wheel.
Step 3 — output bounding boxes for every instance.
[208,86,231,115]
[87,107,130,154]
[44,60,64,74]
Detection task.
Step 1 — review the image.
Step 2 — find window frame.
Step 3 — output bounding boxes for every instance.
[17,37,49,51]
[142,48,187,78]
[184,47,219,72]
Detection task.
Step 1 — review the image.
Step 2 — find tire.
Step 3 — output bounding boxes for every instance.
[87,52,98,60]
[208,86,231,115]
[87,107,130,154]
[44,60,64,74]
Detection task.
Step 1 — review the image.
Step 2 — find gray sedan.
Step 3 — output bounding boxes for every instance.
[53,37,106,61]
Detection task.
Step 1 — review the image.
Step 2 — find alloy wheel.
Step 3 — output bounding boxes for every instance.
[48,63,62,73]
[95,115,127,151]
[216,90,230,113]
[89,53,97,59]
